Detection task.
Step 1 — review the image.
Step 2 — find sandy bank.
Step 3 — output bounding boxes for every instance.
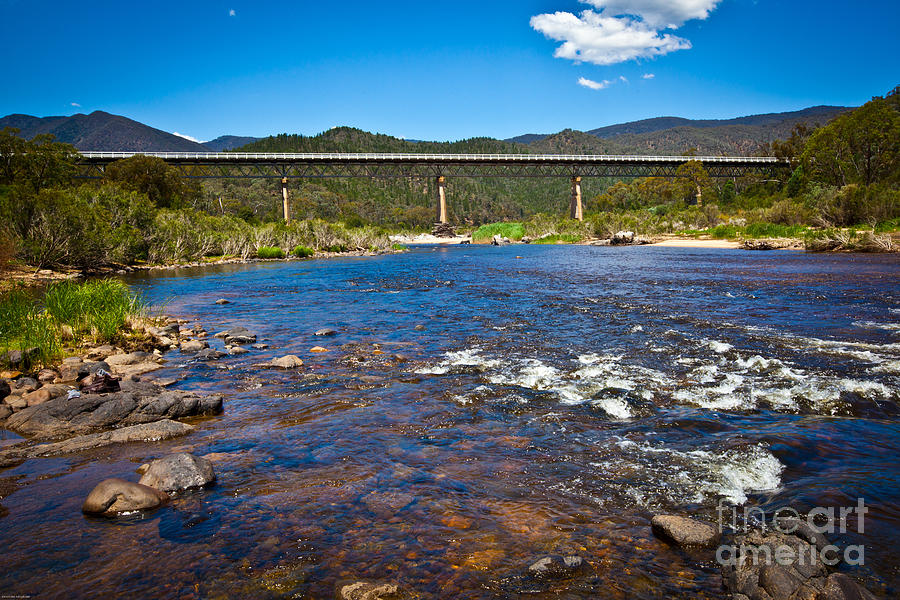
[390,234,471,245]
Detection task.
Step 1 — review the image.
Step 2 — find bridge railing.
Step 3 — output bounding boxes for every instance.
[77,151,782,164]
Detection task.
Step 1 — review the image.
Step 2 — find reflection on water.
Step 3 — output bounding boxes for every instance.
[0,245,898,598]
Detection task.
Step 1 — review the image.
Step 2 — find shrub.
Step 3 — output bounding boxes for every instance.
[257,246,285,259]
[292,245,315,258]
[0,230,15,271]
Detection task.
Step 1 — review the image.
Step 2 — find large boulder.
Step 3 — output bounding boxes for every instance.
[4,390,222,440]
[139,453,216,492]
[0,420,194,468]
[651,515,720,547]
[82,478,169,516]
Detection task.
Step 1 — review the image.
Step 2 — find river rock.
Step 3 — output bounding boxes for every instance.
[23,388,53,407]
[527,555,585,579]
[37,369,59,383]
[82,478,169,516]
[195,348,226,361]
[138,453,216,492]
[0,420,196,468]
[4,390,223,440]
[228,347,249,356]
[4,395,27,411]
[15,377,39,393]
[651,515,720,547]
[310,346,329,353]
[335,581,403,600]
[611,230,635,245]
[269,355,303,369]
[315,328,337,337]
[215,299,231,305]
[0,404,11,420]
[0,380,9,402]
[180,340,209,353]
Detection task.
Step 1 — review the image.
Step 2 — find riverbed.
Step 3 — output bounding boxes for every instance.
[1,245,898,598]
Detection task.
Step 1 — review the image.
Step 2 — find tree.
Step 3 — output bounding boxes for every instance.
[103,154,200,209]
[0,128,77,192]
[674,160,713,205]
[801,94,900,187]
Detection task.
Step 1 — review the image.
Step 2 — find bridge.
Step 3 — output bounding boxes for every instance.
[75,152,787,223]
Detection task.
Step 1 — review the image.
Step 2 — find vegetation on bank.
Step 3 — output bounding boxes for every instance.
[0,279,149,369]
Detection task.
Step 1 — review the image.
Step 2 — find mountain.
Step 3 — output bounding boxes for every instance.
[203,135,261,152]
[0,111,210,152]
[505,105,851,155]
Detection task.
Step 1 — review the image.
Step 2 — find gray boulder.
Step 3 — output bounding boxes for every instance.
[4,390,222,440]
[82,478,169,516]
[139,453,216,492]
[651,514,720,547]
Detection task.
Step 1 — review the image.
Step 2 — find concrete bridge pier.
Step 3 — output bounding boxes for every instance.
[281,177,292,224]
[570,176,583,221]
[436,176,448,224]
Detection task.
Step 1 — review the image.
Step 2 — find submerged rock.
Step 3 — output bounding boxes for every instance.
[215,298,231,305]
[315,328,337,337]
[138,453,216,492]
[82,478,169,516]
[195,348,226,361]
[4,390,222,440]
[651,515,720,547]
[335,580,404,600]
[527,555,585,579]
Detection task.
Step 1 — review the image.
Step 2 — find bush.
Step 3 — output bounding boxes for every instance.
[257,246,285,259]
[471,222,525,242]
[292,245,315,258]
[0,230,15,271]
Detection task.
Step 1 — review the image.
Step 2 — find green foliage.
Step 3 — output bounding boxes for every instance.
[471,222,525,242]
[391,243,408,251]
[0,127,78,193]
[104,154,201,209]
[291,245,315,258]
[802,93,900,187]
[257,246,285,259]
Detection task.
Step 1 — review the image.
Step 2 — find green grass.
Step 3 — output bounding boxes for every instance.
[257,246,285,259]
[291,245,315,258]
[874,218,900,233]
[0,279,148,369]
[323,244,349,253]
[471,222,526,243]
[391,243,408,251]
[531,233,582,244]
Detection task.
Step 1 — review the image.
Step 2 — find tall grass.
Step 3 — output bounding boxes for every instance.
[471,222,526,242]
[256,246,285,259]
[0,280,148,369]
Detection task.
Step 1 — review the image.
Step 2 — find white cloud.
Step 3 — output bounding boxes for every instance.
[229,8,236,17]
[578,77,612,90]
[70,102,81,107]
[619,75,628,83]
[642,73,655,79]
[583,1,720,28]
[173,132,202,143]
[531,0,720,66]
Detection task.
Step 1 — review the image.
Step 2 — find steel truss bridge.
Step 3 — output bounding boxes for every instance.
[75,152,788,222]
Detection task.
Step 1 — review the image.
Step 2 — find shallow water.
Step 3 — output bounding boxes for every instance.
[1,245,898,598]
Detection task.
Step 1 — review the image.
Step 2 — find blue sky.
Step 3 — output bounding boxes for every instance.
[1,0,897,142]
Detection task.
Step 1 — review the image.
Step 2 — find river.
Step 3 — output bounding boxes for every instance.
[1,245,898,598]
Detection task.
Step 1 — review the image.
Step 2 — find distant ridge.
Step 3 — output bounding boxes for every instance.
[203,135,262,152]
[0,111,210,152]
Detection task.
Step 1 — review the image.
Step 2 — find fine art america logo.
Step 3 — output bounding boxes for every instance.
[715,499,868,567]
